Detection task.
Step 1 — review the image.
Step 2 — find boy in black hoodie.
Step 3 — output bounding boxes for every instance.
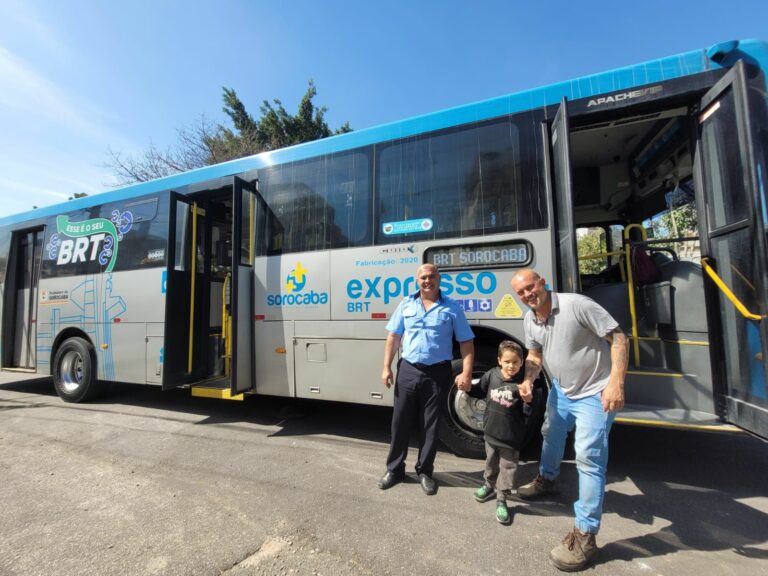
[467,340,530,524]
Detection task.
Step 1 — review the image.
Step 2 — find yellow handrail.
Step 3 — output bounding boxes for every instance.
[222,273,232,376]
[623,224,645,366]
[578,249,624,261]
[701,258,762,321]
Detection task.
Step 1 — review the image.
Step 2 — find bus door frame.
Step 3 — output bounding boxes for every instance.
[694,59,768,438]
[2,227,44,369]
[230,176,258,396]
[544,97,580,293]
[163,191,208,389]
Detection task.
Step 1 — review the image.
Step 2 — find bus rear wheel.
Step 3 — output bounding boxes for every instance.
[53,337,101,403]
[438,360,489,459]
[439,358,552,460]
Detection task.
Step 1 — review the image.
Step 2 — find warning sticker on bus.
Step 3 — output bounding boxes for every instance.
[494,294,523,318]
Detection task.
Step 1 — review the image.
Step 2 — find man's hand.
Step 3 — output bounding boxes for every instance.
[517,380,533,403]
[381,332,401,389]
[601,381,624,412]
[381,367,394,389]
[455,372,472,392]
[602,329,628,412]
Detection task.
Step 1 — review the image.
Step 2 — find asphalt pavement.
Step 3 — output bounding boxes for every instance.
[1,370,767,576]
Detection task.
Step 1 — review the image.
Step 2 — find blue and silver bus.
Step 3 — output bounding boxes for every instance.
[1,39,766,456]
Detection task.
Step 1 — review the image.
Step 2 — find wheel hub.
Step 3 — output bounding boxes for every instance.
[60,350,84,393]
[452,388,487,433]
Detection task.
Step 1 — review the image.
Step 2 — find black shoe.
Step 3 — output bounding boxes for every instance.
[419,473,437,495]
[378,471,403,490]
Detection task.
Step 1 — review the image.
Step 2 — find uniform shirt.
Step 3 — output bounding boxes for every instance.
[386,290,474,365]
[523,292,618,399]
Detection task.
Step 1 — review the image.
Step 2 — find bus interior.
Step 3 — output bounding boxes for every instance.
[566,99,716,419]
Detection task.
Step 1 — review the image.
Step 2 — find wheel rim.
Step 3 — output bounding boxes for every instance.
[60,349,84,393]
[452,387,487,433]
[447,369,488,434]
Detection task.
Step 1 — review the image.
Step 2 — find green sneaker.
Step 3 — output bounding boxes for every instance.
[474,484,496,503]
[495,500,511,525]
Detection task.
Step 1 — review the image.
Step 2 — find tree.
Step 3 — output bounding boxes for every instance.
[107,81,351,186]
[656,203,698,238]
[577,228,607,275]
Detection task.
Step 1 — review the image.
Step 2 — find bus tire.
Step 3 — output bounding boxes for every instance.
[438,359,489,459]
[439,358,552,460]
[52,337,100,403]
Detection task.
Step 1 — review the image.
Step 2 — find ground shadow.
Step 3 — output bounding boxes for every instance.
[438,424,768,568]
[0,377,394,447]
[597,426,768,566]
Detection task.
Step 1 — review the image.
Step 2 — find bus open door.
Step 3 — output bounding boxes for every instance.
[229,177,258,398]
[695,60,768,439]
[163,192,207,389]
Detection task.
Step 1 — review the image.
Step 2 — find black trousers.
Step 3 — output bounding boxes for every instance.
[385,359,452,477]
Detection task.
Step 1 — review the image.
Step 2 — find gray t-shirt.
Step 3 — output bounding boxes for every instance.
[523,292,619,399]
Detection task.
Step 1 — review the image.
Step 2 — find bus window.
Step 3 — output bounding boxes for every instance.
[376,113,547,244]
[39,195,168,279]
[239,188,254,266]
[644,179,701,263]
[577,226,608,275]
[259,148,372,254]
[174,203,191,272]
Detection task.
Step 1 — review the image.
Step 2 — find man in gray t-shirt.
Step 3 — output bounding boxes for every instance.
[511,268,628,572]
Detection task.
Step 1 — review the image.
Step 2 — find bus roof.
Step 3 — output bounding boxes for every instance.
[2,38,766,228]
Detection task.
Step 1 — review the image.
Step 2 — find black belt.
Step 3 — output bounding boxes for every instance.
[404,359,451,371]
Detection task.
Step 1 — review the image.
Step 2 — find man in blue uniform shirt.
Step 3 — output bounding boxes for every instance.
[378,263,475,495]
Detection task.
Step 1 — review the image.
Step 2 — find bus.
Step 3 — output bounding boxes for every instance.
[1,39,766,457]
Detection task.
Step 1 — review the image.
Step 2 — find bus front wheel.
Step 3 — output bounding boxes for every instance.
[53,337,101,403]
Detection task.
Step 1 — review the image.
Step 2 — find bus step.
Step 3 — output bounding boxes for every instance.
[627,367,685,378]
[191,378,244,401]
[616,405,743,434]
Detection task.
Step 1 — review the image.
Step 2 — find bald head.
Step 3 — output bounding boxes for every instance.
[511,268,549,313]
[512,268,540,287]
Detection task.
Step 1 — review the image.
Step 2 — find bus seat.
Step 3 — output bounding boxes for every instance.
[654,260,708,333]
[650,250,673,267]
[583,283,632,333]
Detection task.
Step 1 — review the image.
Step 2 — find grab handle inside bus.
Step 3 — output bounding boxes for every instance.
[701,258,762,321]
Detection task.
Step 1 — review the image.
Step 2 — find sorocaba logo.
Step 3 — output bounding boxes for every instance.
[267,262,329,306]
[284,262,308,293]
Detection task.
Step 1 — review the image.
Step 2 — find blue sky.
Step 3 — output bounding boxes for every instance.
[1,0,766,218]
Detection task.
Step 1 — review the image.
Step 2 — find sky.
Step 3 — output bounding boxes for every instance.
[1,0,766,219]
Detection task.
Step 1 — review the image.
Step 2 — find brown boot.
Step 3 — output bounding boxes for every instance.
[517,474,558,499]
[549,528,597,572]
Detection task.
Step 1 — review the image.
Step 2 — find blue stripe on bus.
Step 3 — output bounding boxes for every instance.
[2,39,767,228]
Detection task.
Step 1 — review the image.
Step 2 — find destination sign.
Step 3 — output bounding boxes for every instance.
[424,240,532,271]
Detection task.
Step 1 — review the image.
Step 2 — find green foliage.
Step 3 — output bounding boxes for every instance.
[108,81,352,185]
[577,228,607,275]
[654,204,698,238]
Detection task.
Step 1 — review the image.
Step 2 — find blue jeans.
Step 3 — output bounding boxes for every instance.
[539,383,616,534]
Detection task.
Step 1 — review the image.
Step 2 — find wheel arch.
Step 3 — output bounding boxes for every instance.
[50,328,96,376]
[464,324,527,366]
